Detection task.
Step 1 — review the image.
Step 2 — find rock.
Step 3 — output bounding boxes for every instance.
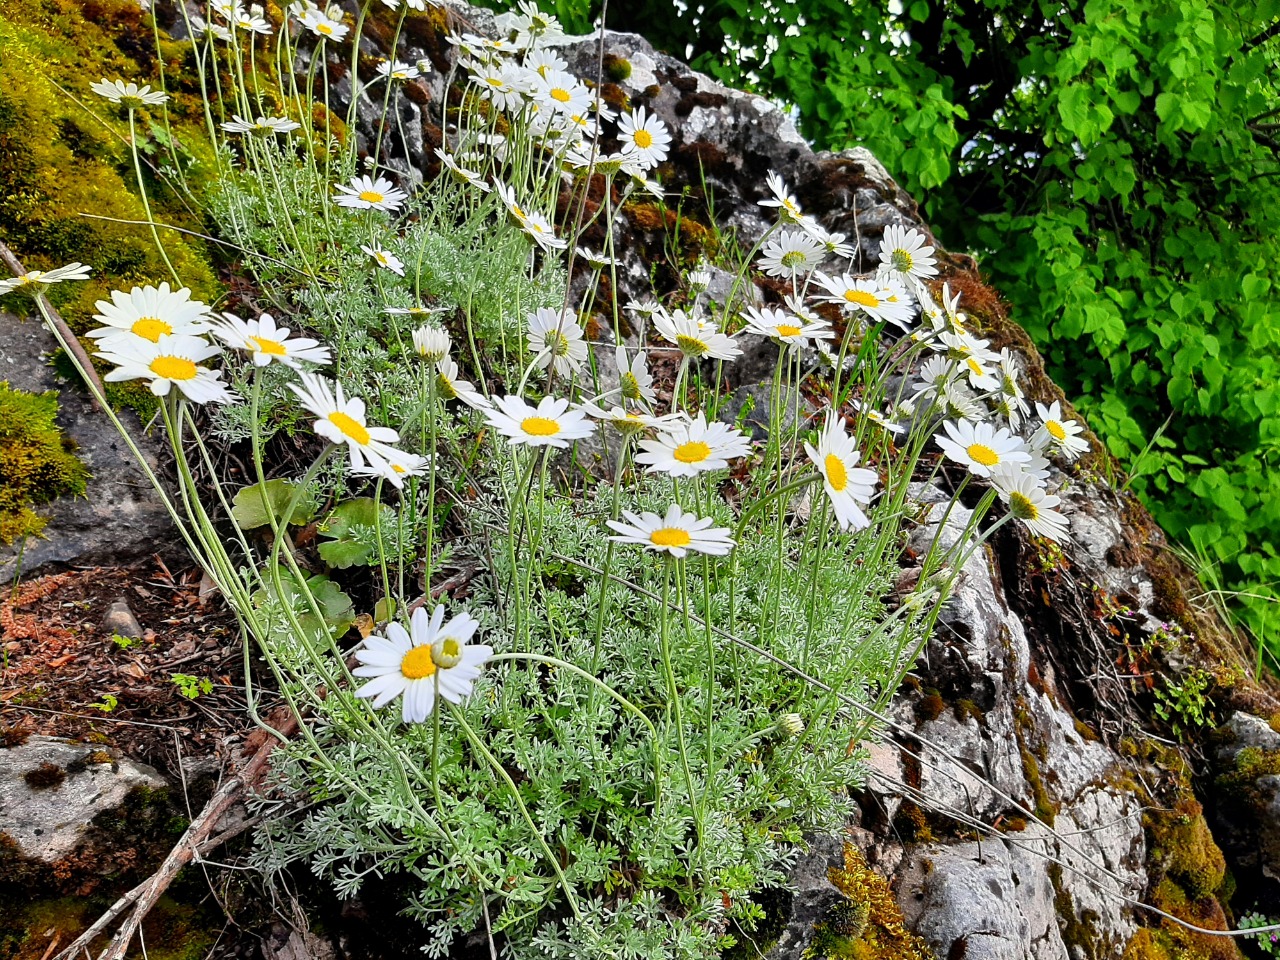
[102,598,143,638]
[0,311,177,580]
[0,735,168,865]
[764,833,848,960]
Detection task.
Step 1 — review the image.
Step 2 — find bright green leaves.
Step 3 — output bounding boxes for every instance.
[317,496,402,569]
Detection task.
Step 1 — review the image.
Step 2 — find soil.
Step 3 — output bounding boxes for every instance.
[1,560,253,777]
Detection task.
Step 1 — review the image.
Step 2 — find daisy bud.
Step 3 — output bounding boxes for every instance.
[413,325,451,363]
[775,713,805,739]
[431,636,464,668]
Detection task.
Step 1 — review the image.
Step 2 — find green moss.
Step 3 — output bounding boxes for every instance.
[0,0,220,330]
[805,845,934,960]
[0,383,88,545]
[602,53,632,82]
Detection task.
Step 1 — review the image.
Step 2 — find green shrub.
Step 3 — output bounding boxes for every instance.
[0,382,88,544]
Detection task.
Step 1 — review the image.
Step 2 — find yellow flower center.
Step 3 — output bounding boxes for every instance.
[633,129,654,149]
[621,371,642,400]
[551,87,571,103]
[966,358,984,377]
[650,527,691,548]
[358,190,385,204]
[844,290,880,309]
[328,411,371,446]
[675,334,708,357]
[966,443,1000,467]
[436,373,459,400]
[891,249,914,272]
[673,440,711,464]
[776,324,802,338]
[1009,491,1040,521]
[149,355,197,381]
[521,416,560,436]
[512,203,527,219]
[250,336,288,356]
[780,250,806,268]
[825,453,848,492]
[1046,420,1066,440]
[486,76,504,88]
[316,22,332,35]
[400,645,437,680]
[131,317,173,342]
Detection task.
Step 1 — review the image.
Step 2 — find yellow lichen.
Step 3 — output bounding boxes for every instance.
[806,844,934,960]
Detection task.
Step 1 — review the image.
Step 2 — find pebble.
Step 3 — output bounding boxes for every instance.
[102,599,143,639]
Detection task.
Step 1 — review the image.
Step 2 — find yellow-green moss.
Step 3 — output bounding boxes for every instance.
[805,845,934,960]
[0,382,88,544]
[0,0,219,330]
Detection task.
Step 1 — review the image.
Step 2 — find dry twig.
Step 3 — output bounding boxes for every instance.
[52,709,300,960]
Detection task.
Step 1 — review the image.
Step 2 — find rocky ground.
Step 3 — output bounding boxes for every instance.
[3,2,1280,959]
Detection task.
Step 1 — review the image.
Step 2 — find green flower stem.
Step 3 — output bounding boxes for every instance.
[660,558,704,878]
[126,109,182,286]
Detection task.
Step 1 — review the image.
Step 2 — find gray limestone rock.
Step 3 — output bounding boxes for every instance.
[0,735,168,865]
[0,311,176,579]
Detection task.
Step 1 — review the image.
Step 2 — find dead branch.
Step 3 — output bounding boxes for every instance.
[52,709,301,960]
[0,239,105,409]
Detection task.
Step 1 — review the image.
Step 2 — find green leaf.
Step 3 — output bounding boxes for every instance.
[317,497,398,569]
[231,479,318,530]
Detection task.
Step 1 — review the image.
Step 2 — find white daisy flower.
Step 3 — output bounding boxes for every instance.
[739,305,832,350]
[851,399,905,435]
[375,60,420,82]
[937,333,1000,391]
[634,412,750,477]
[96,334,235,404]
[575,247,613,270]
[615,345,656,407]
[229,5,272,34]
[804,411,880,531]
[1033,401,1090,460]
[990,464,1070,542]
[530,68,591,116]
[210,312,331,369]
[412,326,451,363]
[524,48,569,77]
[939,282,968,334]
[333,174,408,213]
[289,371,401,471]
[801,221,856,259]
[582,403,679,436]
[220,115,300,136]
[815,272,915,328]
[0,262,91,295]
[435,358,489,409]
[935,419,1031,478]
[607,503,734,558]
[300,6,347,41]
[878,224,938,280]
[483,395,593,448]
[759,171,806,224]
[527,307,588,377]
[90,79,168,107]
[617,107,671,170]
[352,605,493,723]
[86,282,212,348]
[757,230,826,279]
[652,309,742,362]
[494,181,567,252]
[464,59,525,113]
[911,356,963,404]
[351,445,429,489]
[361,244,405,276]
[996,349,1029,429]
[434,149,490,191]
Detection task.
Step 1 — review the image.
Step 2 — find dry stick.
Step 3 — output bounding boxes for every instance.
[52,709,300,960]
[0,239,105,410]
